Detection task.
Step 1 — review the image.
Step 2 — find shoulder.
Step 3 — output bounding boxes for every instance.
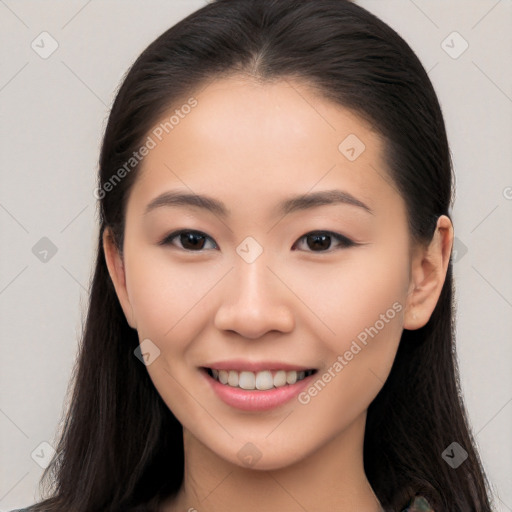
[401,495,435,512]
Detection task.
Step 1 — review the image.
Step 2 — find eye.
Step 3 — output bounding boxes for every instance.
[292,231,356,252]
[159,229,356,253]
[159,230,218,251]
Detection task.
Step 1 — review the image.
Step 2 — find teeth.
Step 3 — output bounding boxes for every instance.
[273,370,287,387]
[239,371,255,389]
[255,370,273,390]
[218,370,228,384]
[286,371,297,385]
[228,370,239,387]
[209,368,315,390]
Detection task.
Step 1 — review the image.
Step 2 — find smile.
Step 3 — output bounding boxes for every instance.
[205,368,317,390]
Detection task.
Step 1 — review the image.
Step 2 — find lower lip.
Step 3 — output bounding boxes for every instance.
[202,369,316,411]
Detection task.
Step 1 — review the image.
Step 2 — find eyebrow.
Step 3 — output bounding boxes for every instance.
[144,189,374,217]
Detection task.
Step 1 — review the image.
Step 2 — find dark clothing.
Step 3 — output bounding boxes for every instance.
[401,495,435,511]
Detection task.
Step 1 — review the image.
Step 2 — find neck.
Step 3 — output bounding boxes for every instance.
[161,411,383,512]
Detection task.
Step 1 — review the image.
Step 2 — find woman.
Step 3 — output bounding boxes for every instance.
[12,0,494,510]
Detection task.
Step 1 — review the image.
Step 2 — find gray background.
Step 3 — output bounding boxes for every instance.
[1,0,511,510]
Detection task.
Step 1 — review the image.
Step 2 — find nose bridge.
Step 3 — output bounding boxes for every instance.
[237,250,272,298]
[233,244,280,309]
[213,242,295,338]
[233,234,276,298]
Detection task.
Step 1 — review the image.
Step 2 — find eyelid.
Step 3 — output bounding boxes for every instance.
[159,229,358,253]
[293,230,356,251]
[158,229,218,250]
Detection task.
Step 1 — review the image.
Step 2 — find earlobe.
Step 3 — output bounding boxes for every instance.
[102,227,137,329]
[403,215,454,330]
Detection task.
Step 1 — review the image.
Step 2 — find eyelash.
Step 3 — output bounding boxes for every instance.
[158,229,357,253]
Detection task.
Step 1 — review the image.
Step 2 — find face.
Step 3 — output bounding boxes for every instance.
[105,75,423,470]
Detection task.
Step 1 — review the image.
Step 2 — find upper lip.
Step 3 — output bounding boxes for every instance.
[203,360,315,372]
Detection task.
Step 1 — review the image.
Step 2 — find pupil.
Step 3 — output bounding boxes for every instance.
[181,232,205,250]
[308,234,330,251]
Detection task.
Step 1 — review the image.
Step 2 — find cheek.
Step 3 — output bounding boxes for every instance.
[340,252,407,339]
[123,247,215,345]
[285,243,409,346]
[293,243,409,418]
[293,265,407,432]
[123,250,218,422]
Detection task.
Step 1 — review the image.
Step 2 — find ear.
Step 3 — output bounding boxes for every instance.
[103,227,137,329]
[403,215,454,330]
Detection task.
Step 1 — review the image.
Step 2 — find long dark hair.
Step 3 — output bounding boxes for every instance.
[25,1,493,511]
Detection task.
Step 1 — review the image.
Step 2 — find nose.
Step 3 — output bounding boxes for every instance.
[213,254,295,339]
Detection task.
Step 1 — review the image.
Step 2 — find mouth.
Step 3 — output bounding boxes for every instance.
[202,367,318,391]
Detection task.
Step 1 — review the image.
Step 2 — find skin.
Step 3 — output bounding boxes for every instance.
[103,75,453,512]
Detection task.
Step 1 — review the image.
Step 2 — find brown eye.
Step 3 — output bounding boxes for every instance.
[293,231,355,252]
[160,230,217,251]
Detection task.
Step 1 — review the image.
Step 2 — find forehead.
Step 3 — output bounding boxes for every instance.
[128,75,397,220]
[147,74,381,162]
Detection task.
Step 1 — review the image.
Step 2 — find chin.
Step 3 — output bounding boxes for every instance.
[219,440,312,472]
